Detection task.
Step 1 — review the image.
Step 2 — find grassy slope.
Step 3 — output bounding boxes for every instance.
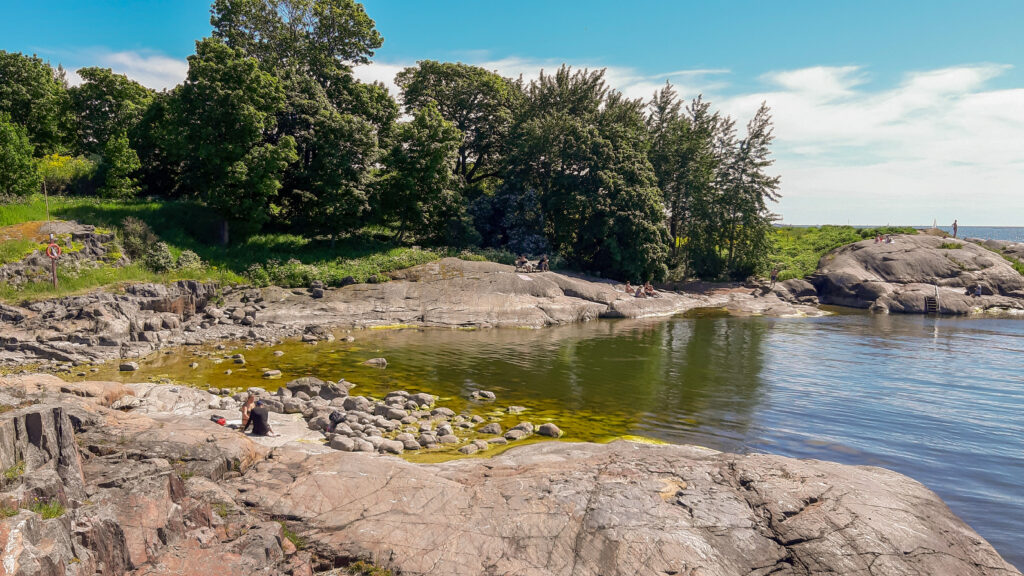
[772,225,918,281]
[0,195,511,301]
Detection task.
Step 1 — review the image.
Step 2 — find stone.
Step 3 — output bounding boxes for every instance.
[119,361,139,372]
[385,407,408,421]
[458,444,479,455]
[487,437,508,445]
[408,392,436,407]
[330,436,355,452]
[537,423,562,438]
[353,438,375,452]
[379,439,404,454]
[478,423,502,435]
[431,407,456,418]
[510,422,534,434]
[362,357,388,368]
[473,390,496,400]
[438,434,459,444]
[504,429,527,441]
[273,350,285,357]
[507,405,526,414]
[262,369,282,379]
[282,398,304,414]
[189,362,199,369]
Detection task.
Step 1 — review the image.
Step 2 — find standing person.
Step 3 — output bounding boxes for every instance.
[770,266,780,288]
[952,219,958,239]
[240,394,256,432]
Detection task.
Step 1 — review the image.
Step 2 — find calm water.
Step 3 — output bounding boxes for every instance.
[931,226,1024,242]
[92,313,1024,568]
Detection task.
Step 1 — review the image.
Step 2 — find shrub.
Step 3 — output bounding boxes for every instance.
[37,154,96,193]
[939,242,963,250]
[245,263,271,287]
[119,216,156,260]
[145,242,175,272]
[28,498,65,519]
[177,249,202,269]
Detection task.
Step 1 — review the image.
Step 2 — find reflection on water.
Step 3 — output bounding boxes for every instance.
[84,313,1024,569]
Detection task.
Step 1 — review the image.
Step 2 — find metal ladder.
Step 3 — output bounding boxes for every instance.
[924,286,939,314]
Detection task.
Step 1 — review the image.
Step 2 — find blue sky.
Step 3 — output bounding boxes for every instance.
[3,1,1023,224]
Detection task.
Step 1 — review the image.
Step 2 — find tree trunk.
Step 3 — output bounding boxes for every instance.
[219,219,229,246]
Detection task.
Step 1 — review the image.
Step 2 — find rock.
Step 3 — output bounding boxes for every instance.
[286,376,324,396]
[408,392,436,407]
[487,437,508,445]
[504,429,527,441]
[362,357,388,368]
[189,362,199,369]
[473,390,496,400]
[438,434,459,444]
[507,405,526,414]
[262,369,282,379]
[379,440,404,454]
[273,350,284,357]
[385,407,408,421]
[233,441,1021,576]
[431,407,455,418]
[330,436,355,452]
[353,439,375,452]
[510,422,534,434]
[458,444,479,455]
[282,398,304,414]
[538,423,563,438]
[119,361,139,372]
[478,423,502,435]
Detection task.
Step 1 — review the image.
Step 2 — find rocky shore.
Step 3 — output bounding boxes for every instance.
[0,373,1018,576]
[0,258,819,367]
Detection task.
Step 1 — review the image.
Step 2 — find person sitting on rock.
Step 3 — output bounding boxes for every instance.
[974,284,983,297]
[624,281,633,294]
[240,394,256,431]
[515,254,529,269]
[537,255,550,271]
[243,400,279,437]
[635,286,647,298]
[644,281,658,297]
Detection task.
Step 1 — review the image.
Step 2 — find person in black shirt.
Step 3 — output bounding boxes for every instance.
[242,401,278,436]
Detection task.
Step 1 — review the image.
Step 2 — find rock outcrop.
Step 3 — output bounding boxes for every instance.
[805,235,1024,314]
[1,258,817,366]
[0,374,1018,576]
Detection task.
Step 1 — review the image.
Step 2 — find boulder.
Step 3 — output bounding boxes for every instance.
[478,423,502,435]
[362,357,388,368]
[537,423,563,438]
[119,361,139,372]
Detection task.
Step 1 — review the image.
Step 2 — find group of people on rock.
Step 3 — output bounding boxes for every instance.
[239,394,280,437]
[874,234,895,244]
[623,280,659,298]
[515,254,549,272]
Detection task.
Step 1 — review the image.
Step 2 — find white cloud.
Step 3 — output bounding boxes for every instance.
[66,50,188,91]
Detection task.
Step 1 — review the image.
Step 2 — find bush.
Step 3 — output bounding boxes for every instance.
[119,216,157,260]
[145,242,175,272]
[176,249,202,269]
[37,154,96,193]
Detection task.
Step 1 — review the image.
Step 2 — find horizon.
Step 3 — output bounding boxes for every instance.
[2,0,1022,225]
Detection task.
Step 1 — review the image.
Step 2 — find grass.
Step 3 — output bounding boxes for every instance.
[28,498,65,519]
[0,502,17,517]
[772,225,918,281]
[278,520,306,550]
[2,460,24,482]
[938,242,963,250]
[0,195,516,300]
[345,561,394,576]
[0,238,38,265]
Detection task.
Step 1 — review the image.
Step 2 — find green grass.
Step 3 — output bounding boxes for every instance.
[772,225,918,281]
[278,521,306,550]
[28,498,65,519]
[345,561,394,576]
[938,242,963,250]
[2,460,24,482]
[0,238,37,265]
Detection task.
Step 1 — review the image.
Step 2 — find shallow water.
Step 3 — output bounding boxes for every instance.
[85,313,1024,568]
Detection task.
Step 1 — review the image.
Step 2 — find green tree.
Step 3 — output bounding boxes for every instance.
[0,51,72,155]
[0,114,41,196]
[97,132,141,199]
[377,103,463,242]
[506,67,669,281]
[69,67,154,155]
[396,61,520,185]
[171,38,297,243]
[37,153,97,194]
[210,0,382,74]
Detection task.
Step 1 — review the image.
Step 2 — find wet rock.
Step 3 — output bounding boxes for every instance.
[458,443,479,455]
[262,369,282,379]
[507,405,526,414]
[510,422,534,435]
[362,357,387,368]
[431,407,456,418]
[473,390,496,400]
[438,434,459,444]
[119,361,139,372]
[504,429,527,441]
[273,350,284,357]
[538,423,563,438]
[478,423,502,435]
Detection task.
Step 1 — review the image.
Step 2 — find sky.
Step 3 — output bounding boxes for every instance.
[3,0,1022,225]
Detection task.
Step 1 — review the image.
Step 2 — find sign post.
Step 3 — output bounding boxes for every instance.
[46,242,62,289]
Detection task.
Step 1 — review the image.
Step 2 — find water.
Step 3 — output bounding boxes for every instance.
[930,226,1024,242]
[86,313,1024,568]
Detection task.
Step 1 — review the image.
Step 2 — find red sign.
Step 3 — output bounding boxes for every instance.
[46,243,62,260]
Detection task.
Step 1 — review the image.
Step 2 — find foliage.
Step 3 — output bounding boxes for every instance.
[210,0,383,73]
[938,242,963,250]
[119,216,157,260]
[244,247,437,287]
[377,103,465,243]
[37,154,96,193]
[278,521,305,549]
[506,67,669,281]
[397,60,520,185]
[0,51,71,155]
[2,460,24,482]
[170,38,297,239]
[345,561,394,576]
[28,498,65,519]
[772,226,918,281]
[145,241,176,272]
[68,67,154,155]
[177,249,203,269]
[97,132,141,199]
[0,113,41,196]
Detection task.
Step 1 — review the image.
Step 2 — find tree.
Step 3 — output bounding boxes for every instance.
[506,67,669,281]
[396,61,520,185]
[171,38,297,243]
[37,154,96,194]
[97,132,141,199]
[377,103,463,242]
[210,0,382,74]
[0,114,41,196]
[0,51,72,155]
[69,67,154,155]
